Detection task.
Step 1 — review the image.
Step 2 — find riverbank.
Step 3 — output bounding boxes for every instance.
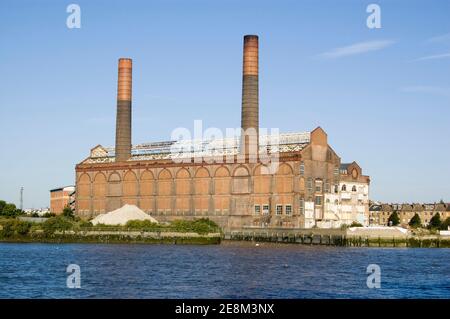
[224,228,450,248]
[0,216,222,245]
[0,231,221,245]
[2,231,450,247]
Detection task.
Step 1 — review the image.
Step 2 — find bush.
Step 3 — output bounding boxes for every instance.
[349,221,363,227]
[43,212,56,218]
[170,218,219,234]
[42,216,73,235]
[0,220,15,238]
[0,220,31,237]
[126,220,159,231]
[79,220,93,228]
[14,220,31,236]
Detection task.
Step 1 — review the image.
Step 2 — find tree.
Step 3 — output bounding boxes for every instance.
[408,213,422,228]
[62,205,74,219]
[428,213,442,229]
[42,216,73,236]
[1,203,19,217]
[0,200,6,213]
[441,217,450,230]
[388,211,400,226]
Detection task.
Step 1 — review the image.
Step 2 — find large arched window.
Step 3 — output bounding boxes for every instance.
[352,185,357,192]
[341,184,347,191]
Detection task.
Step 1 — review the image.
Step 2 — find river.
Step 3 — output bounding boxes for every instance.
[0,242,449,298]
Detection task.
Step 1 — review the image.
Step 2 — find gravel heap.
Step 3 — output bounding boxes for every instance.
[91,204,158,226]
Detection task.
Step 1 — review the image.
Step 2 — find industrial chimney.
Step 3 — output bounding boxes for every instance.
[240,35,259,161]
[115,58,132,161]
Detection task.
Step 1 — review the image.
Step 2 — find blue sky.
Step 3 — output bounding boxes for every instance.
[0,0,449,208]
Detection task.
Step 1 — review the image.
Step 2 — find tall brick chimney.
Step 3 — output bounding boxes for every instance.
[240,35,259,160]
[115,58,132,161]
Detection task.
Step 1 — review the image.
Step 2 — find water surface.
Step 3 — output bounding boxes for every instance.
[0,242,449,298]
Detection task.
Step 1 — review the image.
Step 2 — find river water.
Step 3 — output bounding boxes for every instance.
[0,242,449,298]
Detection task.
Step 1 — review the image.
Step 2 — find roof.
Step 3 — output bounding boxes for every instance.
[50,186,75,192]
[369,202,449,212]
[82,131,311,164]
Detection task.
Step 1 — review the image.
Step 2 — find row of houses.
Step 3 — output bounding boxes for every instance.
[369,203,450,227]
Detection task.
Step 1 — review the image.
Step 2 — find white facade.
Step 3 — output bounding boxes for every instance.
[304,181,369,229]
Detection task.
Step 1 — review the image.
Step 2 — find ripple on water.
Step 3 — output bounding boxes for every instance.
[0,243,449,298]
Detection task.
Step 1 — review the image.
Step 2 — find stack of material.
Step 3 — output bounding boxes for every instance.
[91,204,158,226]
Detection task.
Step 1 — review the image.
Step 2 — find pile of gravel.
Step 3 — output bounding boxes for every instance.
[91,204,158,226]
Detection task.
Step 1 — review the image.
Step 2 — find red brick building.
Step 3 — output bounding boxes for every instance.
[50,186,75,214]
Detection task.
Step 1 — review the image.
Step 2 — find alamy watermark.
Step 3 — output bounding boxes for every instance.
[366,264,381,289]
[66,4,81,29]
[169,120,281,174]
[366,4,381,29]
[66,264,81,288]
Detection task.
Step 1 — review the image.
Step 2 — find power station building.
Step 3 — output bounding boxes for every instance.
[75,35,370,230]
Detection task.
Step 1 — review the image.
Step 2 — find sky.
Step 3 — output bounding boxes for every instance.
[0,0,449,208]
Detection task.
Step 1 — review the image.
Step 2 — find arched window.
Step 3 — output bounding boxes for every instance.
[341,184,347,191]
[352,185,357,192]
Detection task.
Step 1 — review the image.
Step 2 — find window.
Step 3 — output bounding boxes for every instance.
[300,162,305,176]
[325,182,330,193]
[254,205,261,215]
[315,180,322,193]
[299,199,305,214]
[285,205,292,215]
[334,184,339,194]
[334,168,339,177]
[262,205,270,215]
[276,205,283,215]
[352,185,357,192]
[315,196,322,206]
[341,184,347,191]
[307,178,313,192]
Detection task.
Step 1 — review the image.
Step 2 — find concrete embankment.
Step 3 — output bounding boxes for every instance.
[223,227,450,248]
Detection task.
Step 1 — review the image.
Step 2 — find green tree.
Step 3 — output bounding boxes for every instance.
[428,213,442,229]
[62,205,74,219]
[408,213,422,228]
[1,203,19,217]
[388,211,400,226]
[441,217,450,230]
[42,216,73,236]
[0,200,6,213]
